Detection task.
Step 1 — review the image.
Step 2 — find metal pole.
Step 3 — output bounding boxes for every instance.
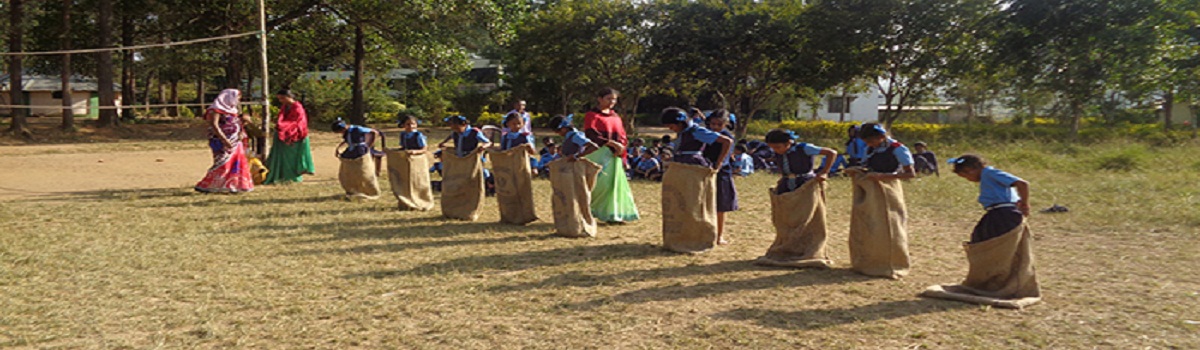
[257,0,271,158]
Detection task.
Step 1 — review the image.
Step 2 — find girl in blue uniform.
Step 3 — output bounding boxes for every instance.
[661,107,734,243]
[949,154,1031,243]
[396,114,427,155]
[859,123,916,181]
[549,115,599,160]
[703,110,740,245]
[332,118,386,176]
[438,115,492,157]
[765,129,838,195]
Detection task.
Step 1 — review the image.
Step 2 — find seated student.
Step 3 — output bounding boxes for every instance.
[626,138,645,165]
[538,143,561,177]
[766,129,837,194]
[539,136,557,157]
[634,148,663,181]
[332,118,386,176]
[844,124,869,168]
[731,145,755,176]
[430,150,444,191]
[660,135,676,152]
[651,139,664,154]
[658,148,674,172]
[912,141,940,176]
[746,139,775,171]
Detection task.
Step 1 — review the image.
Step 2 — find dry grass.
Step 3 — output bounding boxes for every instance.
[1,137,1198,349]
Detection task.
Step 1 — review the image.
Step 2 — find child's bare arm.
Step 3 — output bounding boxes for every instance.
[1013,180,1031,216]
[816,148,838,177]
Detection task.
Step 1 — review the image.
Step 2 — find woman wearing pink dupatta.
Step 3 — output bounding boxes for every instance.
[194,89,254,193]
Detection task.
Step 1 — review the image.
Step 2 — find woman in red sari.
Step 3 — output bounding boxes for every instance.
[194,89,254,193]
[263,89,315,184]
[583,87,640,223]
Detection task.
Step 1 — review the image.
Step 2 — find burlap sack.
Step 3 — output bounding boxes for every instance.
[490,147,539,225]
[920,223,1041,309]
[440,148,485,221]
[338,156,381,201]
[549,158,602,238]
[661,162,718,254]
[385,149,435,211]
[754,180,833,269]
[848,169,910,279]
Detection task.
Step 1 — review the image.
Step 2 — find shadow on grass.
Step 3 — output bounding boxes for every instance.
[562,269,873,310]
[487,260,762,293]
[712,299,970,330]
[16,186,196,203]
[342,242,668,279]
[275,221,555,243]
[285,233,547,256]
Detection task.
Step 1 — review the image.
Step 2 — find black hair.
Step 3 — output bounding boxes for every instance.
[331,120,348,132]
[652,139,662,145]
[643,148,659,157]
[764,129,795,144]
[445,116,469,126]
[858,123,887,139]
[689,107,704,119]
[542,136,554,144]
[951,154,986,173]
[662,135,672,142]
[398,114,419,126]
[660,107,690,126]
[706,109,730,130]
[737,139,748,145]
[913,141,927,148]
[275,89,294,98]
[547,115,569,131]
[596,87,619,98]
[735,144,748,153]
[504,112,522,126]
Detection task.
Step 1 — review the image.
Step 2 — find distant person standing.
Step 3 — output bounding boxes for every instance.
[263,89,315,184]
[505,100,533,135]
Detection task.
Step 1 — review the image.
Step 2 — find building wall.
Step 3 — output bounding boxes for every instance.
[1,91,121,116]
[796,92,882,122]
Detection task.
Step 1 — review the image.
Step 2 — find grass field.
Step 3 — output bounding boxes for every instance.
[1,130,1198,349]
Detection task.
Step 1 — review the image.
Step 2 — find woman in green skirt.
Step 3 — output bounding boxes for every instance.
[583,87,640,223]
[263,89,315,184]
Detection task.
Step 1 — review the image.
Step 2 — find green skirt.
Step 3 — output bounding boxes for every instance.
[585,147,640,223]
[263,136,315,184]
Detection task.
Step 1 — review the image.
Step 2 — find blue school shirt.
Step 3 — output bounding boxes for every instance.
[560,130,591,156]
[866,138,914,166]
[637,157,661,171]
[398,131,427,150]
[732,153,754,175]
[500,132,534,151]
[675,124,721,154]
[450,126,490,157]
[847,138,868,160]
[979,166,1023,208]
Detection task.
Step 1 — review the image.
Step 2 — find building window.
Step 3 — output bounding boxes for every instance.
[828,96,855,113]
[52,91,65,99]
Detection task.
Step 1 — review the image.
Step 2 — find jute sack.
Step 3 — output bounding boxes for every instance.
[385,149,435,211]
[440,148,485,221]
[848,169,911,279]
[338,155,381,201]
[919,223,1041,309]
[754,180,833,269]
[490,147,539,225]
[549,158,602,237]
[661,162,718,254]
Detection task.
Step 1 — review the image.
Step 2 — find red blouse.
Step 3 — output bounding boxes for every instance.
[276,101,309,144]
[584,108,628,156]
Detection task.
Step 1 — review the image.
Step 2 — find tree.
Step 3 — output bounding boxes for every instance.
[997,0,1160,135]
[95,0,118,127]
[60,0,73,130]
[7,0,31,136]
[646,0,800,137]
[871,0,993,128]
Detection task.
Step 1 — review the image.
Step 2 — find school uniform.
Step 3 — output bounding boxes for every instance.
[635,157,661,179]
[732,153,755,175]
[340,125,382,159]
[973,167,1025,243]
[702,128,738,212]
[499,131,535,151]
[671,124,722,167]
[846,138,868,167]
[864,138,915,173]
[914,151,939,175]
[450,126,491,157]
[398,131,427,150]
[773,143,824,195]
[559,129,592,157]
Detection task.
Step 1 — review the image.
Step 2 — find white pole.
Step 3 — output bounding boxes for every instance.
[257,0,271,157]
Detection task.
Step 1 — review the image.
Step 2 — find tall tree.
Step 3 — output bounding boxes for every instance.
[60,0,73,130]
[7,0,30,136]
[997,0,1160,135]
[95,0,118,127]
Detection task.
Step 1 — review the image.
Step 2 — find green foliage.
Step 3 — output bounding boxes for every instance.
[291,76,399,124]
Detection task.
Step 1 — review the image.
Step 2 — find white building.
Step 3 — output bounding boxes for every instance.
[795,90,883,122]
[0,74,122,117]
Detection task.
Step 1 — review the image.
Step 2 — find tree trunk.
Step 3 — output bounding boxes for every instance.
[626,91,640,137]
[120,13,135,121]
[350,24,366,125]
[169,80,179,117]
[7,0,30,136]
[197,75,206,115]
[157,79,166,116]
[1163,90,1174,131]
[142,70,152,114]
[96,0,118,127]
[60,0,74,131]
[839,87,847,122]
[1069,99,1083,136]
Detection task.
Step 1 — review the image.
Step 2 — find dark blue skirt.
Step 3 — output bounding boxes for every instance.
[971,206,1024,243]
[715,169,738,212]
